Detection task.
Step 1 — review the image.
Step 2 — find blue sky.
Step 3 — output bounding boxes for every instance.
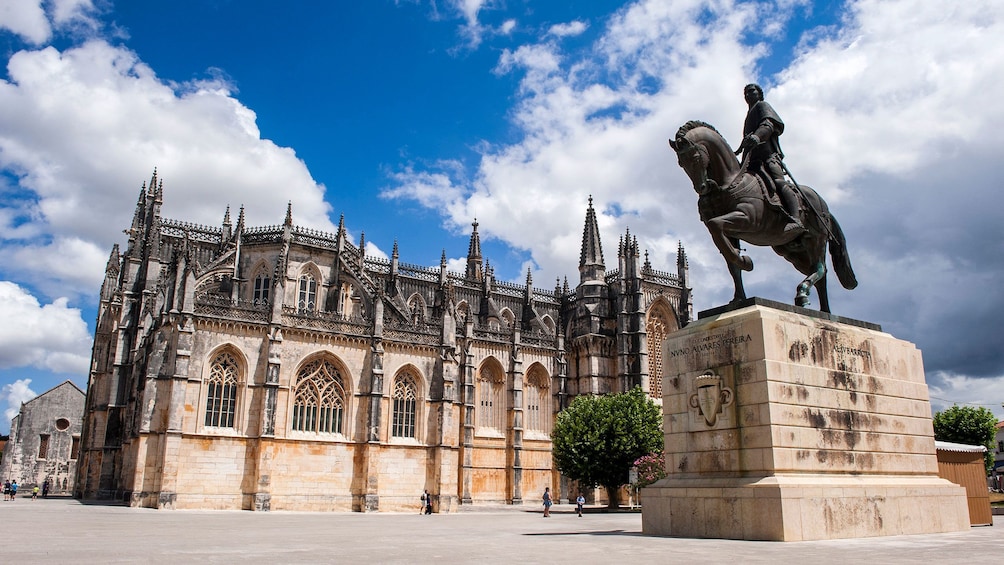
[1,0,1002,433]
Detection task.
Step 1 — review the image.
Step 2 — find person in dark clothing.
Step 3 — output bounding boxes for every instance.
[738,83,804,236]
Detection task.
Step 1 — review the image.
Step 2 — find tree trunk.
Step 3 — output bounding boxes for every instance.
[604,484,621,509]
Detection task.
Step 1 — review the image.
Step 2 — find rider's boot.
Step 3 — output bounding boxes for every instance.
[778,183,805,236]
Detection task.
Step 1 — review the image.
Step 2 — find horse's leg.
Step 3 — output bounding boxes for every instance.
[706,212,754,271]
[796,260,826,308]
[727,237,747,304]
[815,272,830,313]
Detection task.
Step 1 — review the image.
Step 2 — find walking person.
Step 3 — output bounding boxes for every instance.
[424,490,433,515]
[419,490,427,515]
[3,480,9,501]
[32,485,39,500]
[576,493,585,517]
[42,480,49,498]
[10,480,18,501]
[542,487,552,517]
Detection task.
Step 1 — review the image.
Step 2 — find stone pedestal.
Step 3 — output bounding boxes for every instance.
[641,299,969,541]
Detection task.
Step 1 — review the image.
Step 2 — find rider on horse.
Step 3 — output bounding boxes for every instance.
[738,83,805,237]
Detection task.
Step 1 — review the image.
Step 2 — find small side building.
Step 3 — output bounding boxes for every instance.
[935,440,992,526]
[0,381,85,495]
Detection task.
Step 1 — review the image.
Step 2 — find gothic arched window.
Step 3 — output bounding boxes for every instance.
[524,365,551,435]
[646,300,679,400]
[298,274,317,312]
[392,371,419,438]
[407,294,426,325]
[477,362,506,432]
[205,351,240,428]
[253,272,271,305]
[292,358,345,434]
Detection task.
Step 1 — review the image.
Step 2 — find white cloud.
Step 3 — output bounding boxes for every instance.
[929,372,1004,422]
[1,378,37,427]
[0,0,99,45]
[0,282,91,374]
[0,0,51,44]
[0,40,335,298]
[445,0,516,49]
[548,21,588,38]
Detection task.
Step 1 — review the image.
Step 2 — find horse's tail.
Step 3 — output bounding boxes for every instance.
[827,214,857,290]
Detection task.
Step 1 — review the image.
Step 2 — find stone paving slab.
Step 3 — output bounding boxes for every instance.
[1,498,1001,564]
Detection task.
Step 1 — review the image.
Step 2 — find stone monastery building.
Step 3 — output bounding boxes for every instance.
[76,171,692,512]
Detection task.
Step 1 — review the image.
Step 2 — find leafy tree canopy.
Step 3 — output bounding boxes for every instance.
[933,405,999,473]
[551,387,662,506]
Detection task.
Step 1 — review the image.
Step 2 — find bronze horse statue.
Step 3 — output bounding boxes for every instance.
[669,120,857,313]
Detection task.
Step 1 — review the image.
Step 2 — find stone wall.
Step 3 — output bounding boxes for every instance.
[0,382,84,495]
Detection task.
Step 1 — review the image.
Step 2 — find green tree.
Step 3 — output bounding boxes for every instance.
[551,387,662,507]
[933,405,999,473]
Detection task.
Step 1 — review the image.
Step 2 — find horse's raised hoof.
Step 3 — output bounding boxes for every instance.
[739,256,753,272]
[795,294,810,308]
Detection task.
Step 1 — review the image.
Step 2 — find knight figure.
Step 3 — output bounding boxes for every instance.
[738,83,805,236]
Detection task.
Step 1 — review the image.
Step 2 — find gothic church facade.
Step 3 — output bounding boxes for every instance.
[75,171,692,511]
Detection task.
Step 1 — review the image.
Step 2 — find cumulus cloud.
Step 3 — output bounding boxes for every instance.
[386,0,1004,415]
[548,21,588,38]
[0,0,52,44]
[2,378,37,428]
[0,282,91,374]
[0,0,100,45]
[0,39,335,299]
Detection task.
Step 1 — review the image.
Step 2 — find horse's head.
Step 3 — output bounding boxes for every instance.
[669,121,737,196]
[670,133,716,195]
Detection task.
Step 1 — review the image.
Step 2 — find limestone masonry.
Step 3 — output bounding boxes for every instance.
[642,301,970,540]
[76,172,692,511]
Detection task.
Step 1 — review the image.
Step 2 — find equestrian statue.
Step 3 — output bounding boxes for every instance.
[669,84,857,313]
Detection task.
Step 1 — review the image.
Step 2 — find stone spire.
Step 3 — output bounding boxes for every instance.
[222,206,232,243]
[578,196,605,283]
[465,219,484,282]
[100,244,121,302]
[390,239,399,278]
[677,241,692,324]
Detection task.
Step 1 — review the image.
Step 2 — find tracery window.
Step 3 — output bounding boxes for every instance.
[205,351,240,428]
[253,272,271,305]
[500,309,515,329]
[456,302,470,325]
[408,295,425,325]
[524,365,551,435]
[298,274,317,312]
[292,358,345,434]
[392,371,418,438]
[477,363,506,432]
[646,302,678,400]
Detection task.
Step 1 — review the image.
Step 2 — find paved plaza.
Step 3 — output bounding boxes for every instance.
[1,497,1001,563]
